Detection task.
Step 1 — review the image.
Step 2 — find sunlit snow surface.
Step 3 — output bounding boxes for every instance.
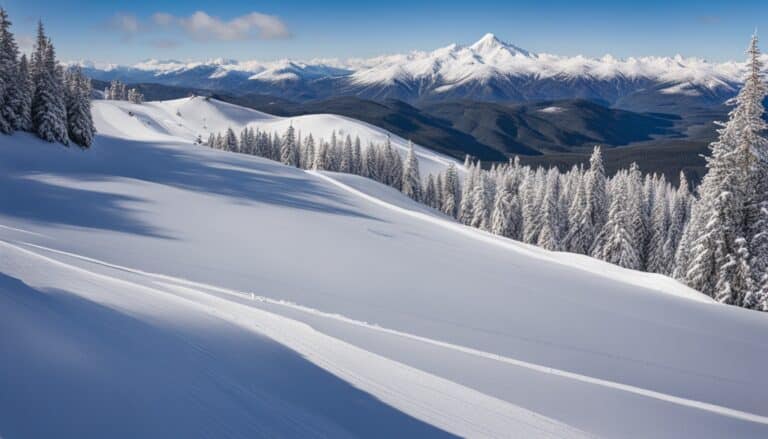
[1,98,768,438]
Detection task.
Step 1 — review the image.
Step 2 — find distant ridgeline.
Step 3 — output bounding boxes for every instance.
[206,35,768,312]
[0,9,94,148]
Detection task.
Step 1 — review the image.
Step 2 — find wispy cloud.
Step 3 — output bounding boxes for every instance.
[104,10,290,47]
[153,11,291,41]
[110,12,141,35]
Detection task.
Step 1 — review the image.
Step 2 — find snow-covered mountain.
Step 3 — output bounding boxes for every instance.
[77,33,762,106]
[2,97,768,437]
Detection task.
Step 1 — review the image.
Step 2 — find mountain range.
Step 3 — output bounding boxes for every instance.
[78,33,761,109]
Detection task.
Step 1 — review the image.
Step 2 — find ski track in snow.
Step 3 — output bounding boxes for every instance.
[8,237,768,427]
[0,238,588,439]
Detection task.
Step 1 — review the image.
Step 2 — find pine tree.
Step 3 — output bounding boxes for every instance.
[646,175,671,273]
[592,173,641,269]
[65,66,95,148]
[470,172,491,230]
[31,23,68,144]
[679,35,767,304]
[401,141,422,201]
[340,134,353,173]
[280,125,297,166]
[490,175,522,239]
[352,136,362,175]
[441,163,460,218]
[423,174,437,208]
[0,7,22,132]
[15,54,32,131]
[537,168,563,251]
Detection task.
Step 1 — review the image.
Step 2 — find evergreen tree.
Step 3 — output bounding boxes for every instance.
[0,7,22,132]
[352,136,362,175]
[65,66,95,148]
[280,125,297,166]
[15,54,32,131]
[537,169,563,251]
[401,141,422,201]
[679,35,767,304]
[470,173,491,230]
[441,163,460,218]
[646,175,671,273]
[423,174,437,208]
[31,23,68,144]
[490,175,522,239]
[592,173,641,269]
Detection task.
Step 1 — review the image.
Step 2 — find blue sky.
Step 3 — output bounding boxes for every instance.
[2,0,767,64]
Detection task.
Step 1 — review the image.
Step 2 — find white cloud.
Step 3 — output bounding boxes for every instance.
[111,13,140,34]
[151,12,175,26]
[170,11,290,41]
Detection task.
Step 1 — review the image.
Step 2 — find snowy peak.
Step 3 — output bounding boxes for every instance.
[79,34,768,105]
[469,33,532,57]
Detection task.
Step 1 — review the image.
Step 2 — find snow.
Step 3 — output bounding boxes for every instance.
[539,106,566,114]
[659,82,704,96]
[2,99,768,437]
[75,34,768,94]
[92,97,459,178]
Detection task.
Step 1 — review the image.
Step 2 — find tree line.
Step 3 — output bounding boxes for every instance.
[203,36,767,312]
[104,80,144,104]
[0,9,94,147]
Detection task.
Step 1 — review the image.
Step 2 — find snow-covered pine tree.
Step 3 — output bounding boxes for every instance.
[401,141,422,201]
[490,174,522,239]
[680,35,767,305]
[224,128,237,152]
[31,23,68,144]
[65,66,95,148]
[280,125,297,166]
[740,35,768,309]
[592,172,641,269]
[127,88,144,104]
[314,140,328,170]
[0,7,22,133]
[470,172,491,230]
[352,136,362,175]
[15,54,32,131]
[384,138,403,190]
[441,163,460,218]
[537,168,563,251]
[646,175,671,273]
[626,163,648,268]
[423,174,437,208]
[302,134,315,169]
[339,135,353,173]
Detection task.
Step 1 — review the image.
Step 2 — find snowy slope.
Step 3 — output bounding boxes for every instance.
[1,99,768,437]
[93,97,459,177]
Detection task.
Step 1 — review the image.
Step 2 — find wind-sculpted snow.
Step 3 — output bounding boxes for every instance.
[1,100,768,437]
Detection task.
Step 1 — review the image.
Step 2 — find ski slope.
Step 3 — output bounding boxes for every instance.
[93,97,459,177]
[1,99,768,438]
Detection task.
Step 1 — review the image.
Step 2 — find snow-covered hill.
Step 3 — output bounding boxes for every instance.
[93,97,458,177]
[1,99,768,437]
[78,34,765,105]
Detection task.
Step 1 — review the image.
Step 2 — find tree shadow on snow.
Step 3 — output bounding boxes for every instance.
[0,133,384,238]
[0,271,453,439]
